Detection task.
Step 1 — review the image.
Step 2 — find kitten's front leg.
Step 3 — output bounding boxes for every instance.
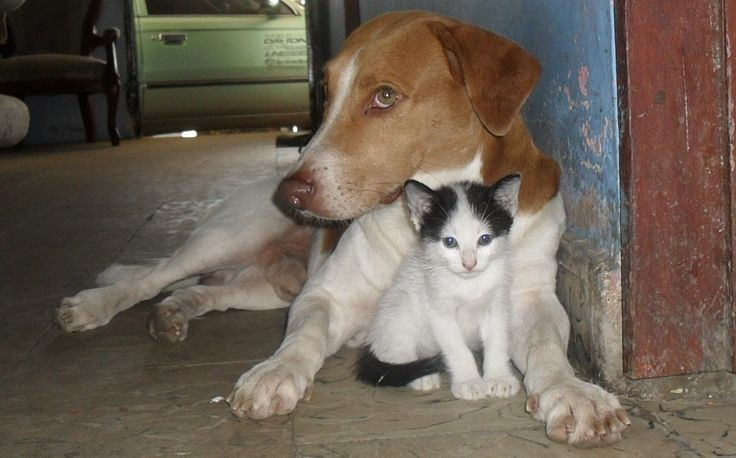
[428,313,487,400]
[481,304,520,398]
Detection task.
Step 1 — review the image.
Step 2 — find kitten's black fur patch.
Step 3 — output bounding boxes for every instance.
[465,175,517,236]
[355,347,446,387]
[418,186,458,241]
[418,176,517,240]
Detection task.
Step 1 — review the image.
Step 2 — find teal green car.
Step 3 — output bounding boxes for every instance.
[132,0,310,135]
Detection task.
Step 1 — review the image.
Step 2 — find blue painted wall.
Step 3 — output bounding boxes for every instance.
[360,1,621,262]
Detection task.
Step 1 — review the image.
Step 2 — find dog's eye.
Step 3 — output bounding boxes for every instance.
[373,86,398,109]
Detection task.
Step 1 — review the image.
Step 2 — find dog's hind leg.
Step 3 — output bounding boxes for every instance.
[148,260,301,343]
[96,262,157,286]
[58,252,217,333]
[96,262,202,292]
[58,175,295,333]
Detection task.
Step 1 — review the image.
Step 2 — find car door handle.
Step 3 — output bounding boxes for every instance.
[153,33,187,45]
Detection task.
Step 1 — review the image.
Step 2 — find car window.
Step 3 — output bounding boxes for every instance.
[145,0,296,16]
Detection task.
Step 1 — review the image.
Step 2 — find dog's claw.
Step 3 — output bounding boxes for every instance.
[530,380,629,447]
[227,358,310,419]
[148,305,189,343]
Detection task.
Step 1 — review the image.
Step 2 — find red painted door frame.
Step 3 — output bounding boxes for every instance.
[618,0,733,379]
[727,0,736,373]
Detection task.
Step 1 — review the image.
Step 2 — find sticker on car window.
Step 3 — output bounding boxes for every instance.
[262,31,307,67]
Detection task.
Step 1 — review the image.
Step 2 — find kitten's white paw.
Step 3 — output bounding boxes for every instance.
[409,374,441,391]
[451,378,488,400]
[485,375,520,398]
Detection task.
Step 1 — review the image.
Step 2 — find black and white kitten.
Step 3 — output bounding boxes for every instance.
[356,175,521,400]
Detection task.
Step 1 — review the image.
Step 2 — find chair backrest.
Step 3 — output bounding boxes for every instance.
[6,0,100,56]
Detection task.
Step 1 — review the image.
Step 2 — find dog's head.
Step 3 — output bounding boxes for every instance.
[279,11,541,221]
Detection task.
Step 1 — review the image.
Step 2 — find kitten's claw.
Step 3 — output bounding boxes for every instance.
[451,378,488,400]
[409,374,441,391]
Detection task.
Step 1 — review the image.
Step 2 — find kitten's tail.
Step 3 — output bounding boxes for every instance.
[355,347,445,387]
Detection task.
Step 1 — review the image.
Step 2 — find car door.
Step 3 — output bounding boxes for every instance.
[132,0,309,135]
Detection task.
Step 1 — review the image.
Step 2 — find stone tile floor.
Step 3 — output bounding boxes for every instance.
[0,132,734,456]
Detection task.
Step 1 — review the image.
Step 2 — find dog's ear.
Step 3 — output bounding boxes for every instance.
[428,21,541,136]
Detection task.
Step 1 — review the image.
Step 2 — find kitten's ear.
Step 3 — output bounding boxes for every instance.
[491,174,521,216]
[404,180,435,230]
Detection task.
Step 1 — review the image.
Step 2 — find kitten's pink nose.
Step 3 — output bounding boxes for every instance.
[462,252,477,271]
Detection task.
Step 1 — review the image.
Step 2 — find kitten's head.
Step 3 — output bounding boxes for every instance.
[404,175,520,275]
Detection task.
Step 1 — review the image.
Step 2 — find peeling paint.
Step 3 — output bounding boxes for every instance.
[578,66,590,104]
[561,85,575,110]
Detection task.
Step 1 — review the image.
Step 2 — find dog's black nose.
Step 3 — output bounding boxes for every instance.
[279,173,314,210]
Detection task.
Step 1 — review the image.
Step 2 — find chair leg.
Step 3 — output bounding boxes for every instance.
[105,80,121,146]
[77,93,95,143]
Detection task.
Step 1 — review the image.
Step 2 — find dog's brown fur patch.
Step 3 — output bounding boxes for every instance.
[480,118,561,213]
[287,11,559,220]
[320,225,349,254]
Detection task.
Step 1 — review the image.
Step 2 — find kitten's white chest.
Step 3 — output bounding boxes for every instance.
[434,270,501,304]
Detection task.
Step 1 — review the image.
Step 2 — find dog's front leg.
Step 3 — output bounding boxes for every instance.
[226,275,378,419]
[511,291,631,447]
[226,209,410,419]
[226,291,332,419]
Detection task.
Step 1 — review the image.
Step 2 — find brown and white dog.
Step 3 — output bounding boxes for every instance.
[58,11,630,447]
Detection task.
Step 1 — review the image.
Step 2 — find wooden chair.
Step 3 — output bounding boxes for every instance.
[0,0,121,146]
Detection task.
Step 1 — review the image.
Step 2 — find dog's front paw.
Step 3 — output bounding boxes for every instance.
[148,304,189,343]
[526,380,631,447]
[408,374,441,391]
[226,358,312,419]
[450,377,488,400]
[485,374,520,398]
[57,290,113,332]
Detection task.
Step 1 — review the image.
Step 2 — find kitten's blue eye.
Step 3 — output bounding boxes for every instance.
[442,237,457,248]
[478,234,492,246]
